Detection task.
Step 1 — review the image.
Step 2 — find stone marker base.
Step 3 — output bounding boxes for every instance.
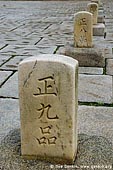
[99,6,104,10]
[98,10,104,16]
[106,59,113,76]
[97,15,105,24]
[93,23,105,36]
[57,43,105,67]
[22,155,75,165]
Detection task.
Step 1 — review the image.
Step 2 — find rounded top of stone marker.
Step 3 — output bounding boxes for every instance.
[19,54,78,68]
[74,11,93,17]
[87,2,98,6]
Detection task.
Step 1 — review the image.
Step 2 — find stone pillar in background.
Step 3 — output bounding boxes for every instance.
[18,54,78,164]
[74,11,93,48]
[87,3,98,25]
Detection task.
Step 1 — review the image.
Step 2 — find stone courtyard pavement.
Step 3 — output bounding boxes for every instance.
[0,0,113,169]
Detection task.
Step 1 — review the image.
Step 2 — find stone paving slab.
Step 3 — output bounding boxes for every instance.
[79,74,112,104]
[0,54,12,66]
[79,67,103,75]
[1,55,33,71]
[0,45,57,56]
[0,71,12,86]
[0,72,18,98]
[2,36,41,45]
[78,105,113,145]
[0,98,20,142]
[0,44,6,50]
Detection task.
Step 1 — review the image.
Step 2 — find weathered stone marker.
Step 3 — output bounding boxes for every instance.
[57,11,105,67]
[87,3,98,25]
[87,2,105,36]
[18,54,78,164]
[74,11,93,48]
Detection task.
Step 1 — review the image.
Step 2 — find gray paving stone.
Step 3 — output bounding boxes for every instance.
[79,67,103,75]
[0,44,6,50]
[0,45,57,56]
[0,54,12,66]
[79,74,112,104]
[37,36,73,46]
[4,36,41,45]
[0,72,18,98]
[1,55,31,71]
[78,106,113,144]
[0,71,12,86]
[0,98,20,142]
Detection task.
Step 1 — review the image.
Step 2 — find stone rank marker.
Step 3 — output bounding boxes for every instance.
[87,2,98,25]
[74,11,93,48]
[18,54,78,164]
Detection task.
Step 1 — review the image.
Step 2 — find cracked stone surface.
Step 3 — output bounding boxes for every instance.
[0,0,113,169]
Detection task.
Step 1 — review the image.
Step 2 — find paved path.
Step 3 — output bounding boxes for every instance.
[0,0,113,169]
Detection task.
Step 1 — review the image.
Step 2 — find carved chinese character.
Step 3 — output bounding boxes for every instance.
[40,125,52,134]
[36,136,57,145]
[36,126,57,145]
[36,137,46,144]
[33,76,58,96]
[48,136,57,144]
[79,18,87,25]
[37,103,59,120]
